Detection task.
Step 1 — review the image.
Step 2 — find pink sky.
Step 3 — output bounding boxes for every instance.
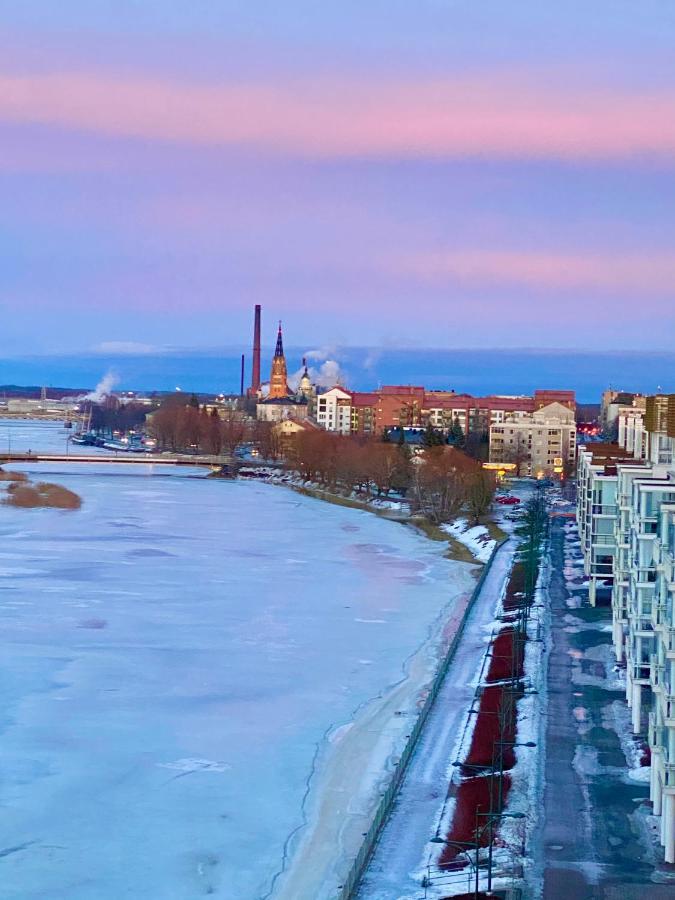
[1,3,675,356]
[2,70,675,161]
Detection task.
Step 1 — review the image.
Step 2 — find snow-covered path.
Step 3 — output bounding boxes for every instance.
[356,534,518,900]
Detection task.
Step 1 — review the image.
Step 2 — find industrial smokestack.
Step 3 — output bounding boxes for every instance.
[251,304,261,394]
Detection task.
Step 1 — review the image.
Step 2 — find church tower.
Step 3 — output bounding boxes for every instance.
[269,321,290,399]
[298,358,313,399]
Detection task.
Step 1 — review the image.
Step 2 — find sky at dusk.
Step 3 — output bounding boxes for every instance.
[2,2,675,379]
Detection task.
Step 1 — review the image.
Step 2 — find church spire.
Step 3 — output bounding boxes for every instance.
[269,320,290,399]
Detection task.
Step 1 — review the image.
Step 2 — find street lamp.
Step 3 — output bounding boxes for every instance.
[496,740,536,748]
[427,836,476,897]
[477,810,526,895]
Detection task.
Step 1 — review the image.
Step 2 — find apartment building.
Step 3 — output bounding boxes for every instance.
[625,475,675,734]
[577,444,644,606]
[618,401,647,459]
[314,385,576,439]
[315,386,352,434]
[488,401,577,479]
[577,393,675,863]
[651,502,675,861]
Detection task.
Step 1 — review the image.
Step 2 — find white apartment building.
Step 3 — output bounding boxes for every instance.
[651,502,675,862]
[618,405,647,459]
[613,462,655,660]
[489,401,576,478]
[315,386,352,434]
[576,445,646,607]
[625,476,675,733]
[577,393,675,863]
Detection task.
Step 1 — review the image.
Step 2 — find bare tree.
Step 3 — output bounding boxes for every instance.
[466,469,496,525]
[409,447,472,524]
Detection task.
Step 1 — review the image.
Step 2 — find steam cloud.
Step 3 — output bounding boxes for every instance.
[80,371,118,402]
[289,351,346,391]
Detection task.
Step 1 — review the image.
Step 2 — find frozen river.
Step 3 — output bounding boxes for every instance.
[0,423,477,899]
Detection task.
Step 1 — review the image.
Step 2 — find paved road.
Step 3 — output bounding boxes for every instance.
[540,517,675,899]
[356,534,519,900]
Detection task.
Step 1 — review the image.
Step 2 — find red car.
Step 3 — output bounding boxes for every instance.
[496,496,521,505]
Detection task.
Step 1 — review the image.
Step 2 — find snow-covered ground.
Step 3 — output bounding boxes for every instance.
[442,517,496,562]
[1,440,478,898]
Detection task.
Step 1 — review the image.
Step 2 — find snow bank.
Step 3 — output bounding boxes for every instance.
[442,518,496,563]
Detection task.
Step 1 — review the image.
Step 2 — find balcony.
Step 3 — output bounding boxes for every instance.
[652,598,668,629]
[649,712,666,748]
[665,626,675,656]
[592,504,617,516]
[650,657,665,690]
[666,698,675,727]
[634,661,652,682]
[665,763,675,788]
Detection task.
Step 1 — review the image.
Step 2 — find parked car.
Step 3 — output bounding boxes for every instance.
[496,496,521,505]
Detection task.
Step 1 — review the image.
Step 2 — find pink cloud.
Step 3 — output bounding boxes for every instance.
[387,249,675,296]
[1,70,675,160]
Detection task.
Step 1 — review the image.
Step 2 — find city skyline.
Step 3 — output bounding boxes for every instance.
[2,2,675,357]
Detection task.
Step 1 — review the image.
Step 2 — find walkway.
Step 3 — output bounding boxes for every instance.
[356,534,519,899]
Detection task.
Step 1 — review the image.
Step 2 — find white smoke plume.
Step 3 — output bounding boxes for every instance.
[80,371,119,402]
[288,354,346,392]
[314,359,344,387]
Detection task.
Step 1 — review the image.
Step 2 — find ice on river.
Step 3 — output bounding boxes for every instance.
[0,417,109,456]
[0,462,476,899]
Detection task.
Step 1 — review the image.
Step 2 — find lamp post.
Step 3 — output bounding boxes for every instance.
[489,740,536,884]
[428,836,476,896]
[475,811,526,897]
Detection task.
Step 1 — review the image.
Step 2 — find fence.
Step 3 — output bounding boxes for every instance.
[336,536,509,900]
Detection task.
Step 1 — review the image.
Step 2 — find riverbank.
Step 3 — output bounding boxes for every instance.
[242,467,507,566]
[272,587,477,900]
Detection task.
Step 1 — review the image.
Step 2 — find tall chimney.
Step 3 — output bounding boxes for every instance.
[251,304,261,394]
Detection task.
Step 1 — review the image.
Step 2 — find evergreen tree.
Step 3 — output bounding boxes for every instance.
[421,422,444,447]
[449,416,465,446]
[188,393,200,409]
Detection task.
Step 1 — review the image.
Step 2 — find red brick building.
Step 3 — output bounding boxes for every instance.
[327,386,576,436]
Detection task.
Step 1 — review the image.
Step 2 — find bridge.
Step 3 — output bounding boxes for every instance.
[0,452,237,472]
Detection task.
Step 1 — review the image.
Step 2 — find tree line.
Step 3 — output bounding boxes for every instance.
[286,430,495,524]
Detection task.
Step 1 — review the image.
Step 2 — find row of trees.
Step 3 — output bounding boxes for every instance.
[286,431,495,524]
[124,395,496,525]
[86,397,147,434]
[385,422,490,462]
[149,399,269,456]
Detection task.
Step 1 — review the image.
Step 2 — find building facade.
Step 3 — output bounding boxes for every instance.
[577,393,675,862]
[312,386,576,438]
[315,386,352,434]
[488,401,577,478]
